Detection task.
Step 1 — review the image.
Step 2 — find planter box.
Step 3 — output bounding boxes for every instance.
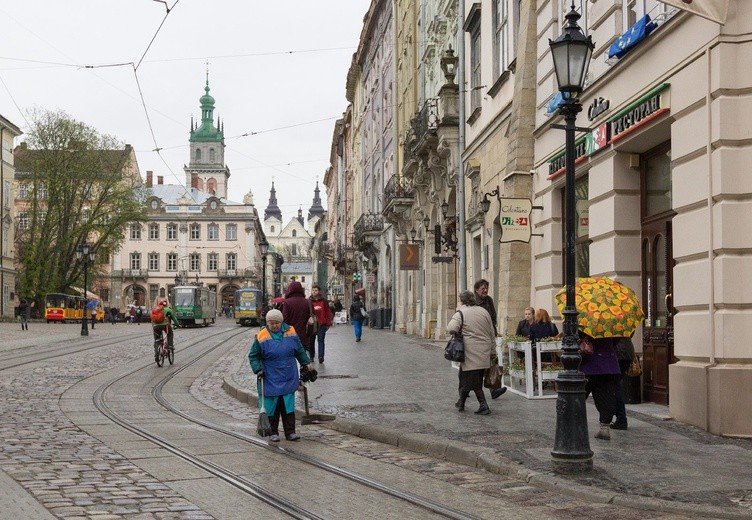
[509,341,531,352]
[540,370,561,380]
[538,341,562,352]
[509,369,526,378]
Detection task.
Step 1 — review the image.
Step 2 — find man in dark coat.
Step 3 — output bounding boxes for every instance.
[282,281,312,348]
[474,279,499,335]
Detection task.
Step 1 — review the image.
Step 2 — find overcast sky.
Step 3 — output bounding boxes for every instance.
[0,0,371,224]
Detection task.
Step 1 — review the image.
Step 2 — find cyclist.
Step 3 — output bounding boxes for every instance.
[151,299,180,361]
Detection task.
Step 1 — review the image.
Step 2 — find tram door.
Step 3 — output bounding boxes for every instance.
[640,144,675,405]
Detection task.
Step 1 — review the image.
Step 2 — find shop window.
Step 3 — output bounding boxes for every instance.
[562,174,590,279]
[642,145,672,218]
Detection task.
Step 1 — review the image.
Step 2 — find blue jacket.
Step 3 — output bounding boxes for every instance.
[248,323,310,396]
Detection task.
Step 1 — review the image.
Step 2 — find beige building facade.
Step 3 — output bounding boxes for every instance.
[0,114,22,318]
[533,2,752,434]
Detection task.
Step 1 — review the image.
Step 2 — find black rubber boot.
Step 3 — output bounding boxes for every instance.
[474,400,491,415]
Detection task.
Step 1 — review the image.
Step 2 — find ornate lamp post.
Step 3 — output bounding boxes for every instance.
[76,239,97,337]
[548,1,595,473]
[259,237,269,313]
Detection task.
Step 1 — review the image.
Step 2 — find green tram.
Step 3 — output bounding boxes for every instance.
[234,287,263,326]
[171,285,217,327]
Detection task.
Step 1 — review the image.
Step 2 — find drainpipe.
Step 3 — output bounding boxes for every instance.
[704,47,716,431]
[391,0,398,330]
[456,1,467,293]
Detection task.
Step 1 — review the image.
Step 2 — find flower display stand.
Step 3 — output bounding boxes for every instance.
[502,340,560,399]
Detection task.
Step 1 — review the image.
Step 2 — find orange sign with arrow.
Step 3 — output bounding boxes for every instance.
[400,244,420,270]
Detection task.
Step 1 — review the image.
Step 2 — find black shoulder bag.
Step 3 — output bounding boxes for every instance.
[444,310,465,362]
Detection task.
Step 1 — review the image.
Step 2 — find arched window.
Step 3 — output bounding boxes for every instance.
[209,148,216,162]
[270,225,275,233]
[207,178,217,195]
[195,148,201,162]
[292,229,297,237]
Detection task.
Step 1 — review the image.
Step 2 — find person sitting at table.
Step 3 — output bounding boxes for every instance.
[516,306,535,338]
[528,308,559,344]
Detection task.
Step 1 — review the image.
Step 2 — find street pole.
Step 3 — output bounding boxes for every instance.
[81,257,89,336]
[261,254,267,314]
[548,2,594,473]
[551,96,592,472]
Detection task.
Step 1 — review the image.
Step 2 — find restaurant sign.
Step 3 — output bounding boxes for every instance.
[547,83,670,179]
[497,198,533,244]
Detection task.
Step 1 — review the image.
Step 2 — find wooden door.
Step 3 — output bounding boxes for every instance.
[640,143,675,405]
[641,220,674,404]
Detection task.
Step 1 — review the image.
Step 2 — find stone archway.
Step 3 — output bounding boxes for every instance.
[220,285,240,312]
[124,284,146,307]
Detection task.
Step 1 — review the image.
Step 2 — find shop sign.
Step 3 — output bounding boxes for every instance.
[498,198,533,244]
[399,244,420,270]
[546,84,670,179]
[609,83,670,142]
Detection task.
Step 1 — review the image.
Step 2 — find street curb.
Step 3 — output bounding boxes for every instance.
[221,375,747,519]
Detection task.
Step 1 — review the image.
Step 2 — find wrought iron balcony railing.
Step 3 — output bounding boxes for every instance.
[353,213,384,244]
[384,175,414,200]
[407,98,439,152]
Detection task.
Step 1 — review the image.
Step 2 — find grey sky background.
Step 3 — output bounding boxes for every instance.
[0,1,371,223]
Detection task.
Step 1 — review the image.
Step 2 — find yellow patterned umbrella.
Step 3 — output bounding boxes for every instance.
[554,277,644,338]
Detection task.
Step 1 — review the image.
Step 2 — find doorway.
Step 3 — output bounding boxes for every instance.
[640,143,675,405]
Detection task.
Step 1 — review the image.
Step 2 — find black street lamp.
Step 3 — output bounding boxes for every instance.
[259,237,269,312]
[76,239,97,337]
[549,1,595,473]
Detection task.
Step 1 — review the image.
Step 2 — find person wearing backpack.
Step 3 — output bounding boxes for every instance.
[151,299,180,361]
[349,294,366,342]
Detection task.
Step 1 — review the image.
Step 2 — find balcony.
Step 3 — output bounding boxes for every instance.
[122,268,147,280]
[353,213,384,255]
[217,268,256,280]
[382,176,415,227]
[406,98,439,157]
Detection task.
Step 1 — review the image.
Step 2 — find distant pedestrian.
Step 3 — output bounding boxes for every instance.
[18,299,29,331]
[129,306,136,324]
[281,281,313,350]
[474,279,500,337]
[516,306,536,338]
[110,306,118,324]
[136,306,143,325]
[611,334,635,430]
[349,294,366,342]
[308,284,332,363]
[579,332,620,441]
[448,290,495,415]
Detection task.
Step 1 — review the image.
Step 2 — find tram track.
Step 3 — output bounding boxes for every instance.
[89,326,484,520]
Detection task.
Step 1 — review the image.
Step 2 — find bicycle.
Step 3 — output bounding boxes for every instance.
[154,325,174,367]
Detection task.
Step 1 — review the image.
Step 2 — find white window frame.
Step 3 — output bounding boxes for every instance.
[226,224,237,241]
[130,253,141,270]
[148,253,159,271]
[18,212,28,229]
[190,223,200,240]
[208,253,218,271]
[208,223,219,240]
[167,223,177,240]
[149,223,159,240]
[167,253,178,271]
[130,223,141,240]
[189,253,201,272]
[226,253,237,271]
[493,0,511,78]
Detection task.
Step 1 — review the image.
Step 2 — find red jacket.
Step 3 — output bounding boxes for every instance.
[282,281,312,346]
[309,294,332,327]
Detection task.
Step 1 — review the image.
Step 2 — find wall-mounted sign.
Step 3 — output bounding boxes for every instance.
[498,198,533,244]
[587,97,610,121]
[399,244,420,270]
[547,84,670,180]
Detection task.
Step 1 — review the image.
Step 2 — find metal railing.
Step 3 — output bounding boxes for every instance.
[384,175,414,200]
[407,98,439,151]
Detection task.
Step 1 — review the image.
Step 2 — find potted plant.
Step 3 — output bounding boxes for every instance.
[509,362,526,378]
[506,335,531,351]
[540,362,564,380]
[537,336,563,352]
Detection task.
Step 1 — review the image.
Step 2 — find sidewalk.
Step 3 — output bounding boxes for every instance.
[224,324,752,519]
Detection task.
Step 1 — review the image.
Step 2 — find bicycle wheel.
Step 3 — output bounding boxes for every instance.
[167,346,174,365]
[156,341,165,367]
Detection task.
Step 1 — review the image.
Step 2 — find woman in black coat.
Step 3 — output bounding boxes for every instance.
[281,281,312,348]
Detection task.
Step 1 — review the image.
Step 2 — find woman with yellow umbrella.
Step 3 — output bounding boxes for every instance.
[555,277,644,441]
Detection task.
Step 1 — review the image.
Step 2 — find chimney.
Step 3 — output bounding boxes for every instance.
[146,170,153,188]
[157,175,164,185]
[191,173,199,189]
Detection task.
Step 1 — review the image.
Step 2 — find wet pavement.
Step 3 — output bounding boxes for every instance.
[223,322,752,519]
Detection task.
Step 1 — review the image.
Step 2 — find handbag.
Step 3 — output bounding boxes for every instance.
[626,354,642,377]
[444,310,465,362]
[306,300,319,336]
[360,307,368,318]
[484,364,502,389]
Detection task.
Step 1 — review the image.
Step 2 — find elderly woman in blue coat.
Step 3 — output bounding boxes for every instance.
[249,309,313,442]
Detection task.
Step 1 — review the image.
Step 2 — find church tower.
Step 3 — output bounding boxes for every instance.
[307,181,326,221]
[184,72,230,198]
